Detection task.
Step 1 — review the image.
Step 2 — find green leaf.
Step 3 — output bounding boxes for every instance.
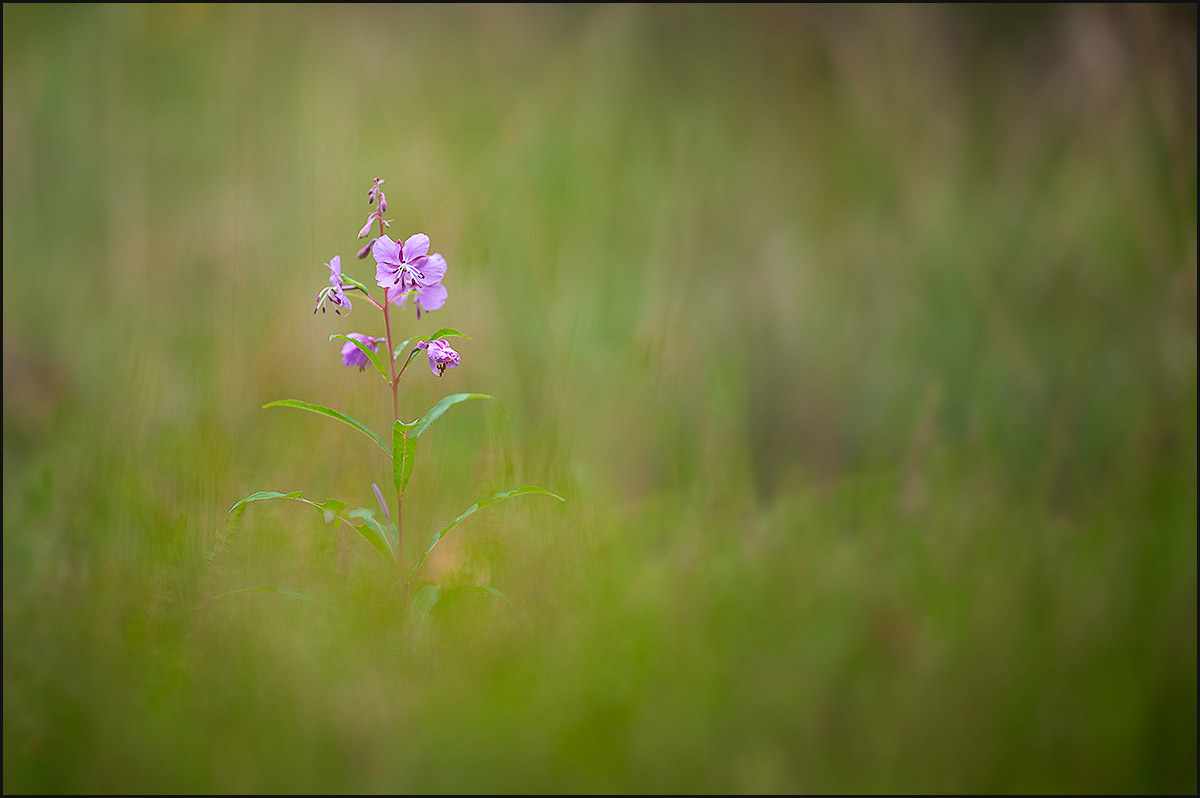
[408,486,565,581]
[329,333,390,383]
[479,585,513,606]
[392,336,420,362]
[226,491,394,564]
[413,393,492,439]
[352,512,395,562]
[426,327,469,341]
[393,419,418,495]
[262,399,390,456]
[411,584,442,616]
[229,490,303,515]
[314,497,347,525]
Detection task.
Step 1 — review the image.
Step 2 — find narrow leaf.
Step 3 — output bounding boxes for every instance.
[413,393,492,439]
[392,328,468,361]
[329,333,390,383]
[229,490,303,514]
[479,586,513,607]
[227,490,393,564]
[393,419,418,495]
[392,336,419,362]
[263,399,389,456]
[408,486,565,581]
[412,584,442,616]
[426,327,469,341]
[314,497,347,525]
[351,513,395,562]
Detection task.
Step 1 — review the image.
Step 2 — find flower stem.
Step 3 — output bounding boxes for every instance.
[382,294,404,578]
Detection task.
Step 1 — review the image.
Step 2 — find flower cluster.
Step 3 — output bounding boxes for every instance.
[314,176,460,374]
[357,177,392,240]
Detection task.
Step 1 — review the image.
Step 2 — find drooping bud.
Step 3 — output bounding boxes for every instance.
[356,238,378,259]
[358,212,378,239]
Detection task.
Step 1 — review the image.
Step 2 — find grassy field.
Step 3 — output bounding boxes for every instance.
[3,4,1196,793]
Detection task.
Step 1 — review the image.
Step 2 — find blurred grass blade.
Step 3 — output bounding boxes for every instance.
[329,333,390,383]
[215,585,317,601]
[479,585,513,606]
[214,586,353,621]
[408,486,564,580]
[263,399,390,456]
[413,393,492,439]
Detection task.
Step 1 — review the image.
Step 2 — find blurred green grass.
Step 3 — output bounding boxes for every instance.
[3,4,1195,793]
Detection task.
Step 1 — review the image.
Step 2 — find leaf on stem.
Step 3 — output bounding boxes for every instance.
[314,497,347,525]
[391,328,468,362]
[226,489,395,563]
[426,327,469,341]
[229,490,304,515]
[346,508,396,563]
[413,393,492,439]
[393,419,418,495]
[262,399,390,456]
[329,333,390,383]
[392,336,420,362]
[408,486,564,581]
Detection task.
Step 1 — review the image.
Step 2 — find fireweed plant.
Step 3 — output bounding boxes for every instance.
[228,176,563,610]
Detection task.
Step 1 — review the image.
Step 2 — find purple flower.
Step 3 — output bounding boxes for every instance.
[416,338,461,376]
[372,233,448,317]
[340,333,385,370]
[313,256,352,315]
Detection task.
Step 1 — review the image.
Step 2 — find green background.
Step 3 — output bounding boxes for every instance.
[4,4,1196,793]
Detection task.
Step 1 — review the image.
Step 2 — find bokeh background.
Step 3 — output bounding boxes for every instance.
[3,4,1196,793]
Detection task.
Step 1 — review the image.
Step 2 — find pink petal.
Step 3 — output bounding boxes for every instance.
[418,253,447,284]
[372,235,402,266]
[402,233,430,262]
[416,282,447,312]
